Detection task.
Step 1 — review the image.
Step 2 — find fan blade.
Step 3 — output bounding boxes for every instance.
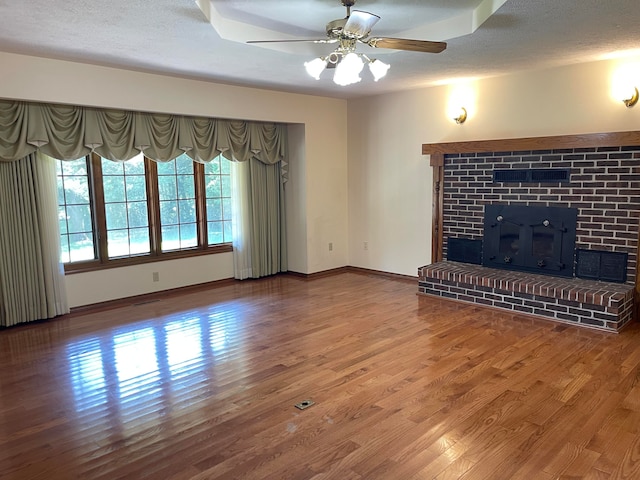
[367,37,447,53]
[247,39,336,44]
[344,10,380,38]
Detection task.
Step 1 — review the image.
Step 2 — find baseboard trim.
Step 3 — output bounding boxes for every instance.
[286,266,416,283]
[285,267,350,280]
[346,266,417,283]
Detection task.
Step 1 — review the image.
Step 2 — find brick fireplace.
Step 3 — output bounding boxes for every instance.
[419,133,640,332]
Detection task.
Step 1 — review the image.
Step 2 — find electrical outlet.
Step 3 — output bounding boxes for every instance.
[364,241,368,251]
[152,272,160,282]
[329,242,333,251]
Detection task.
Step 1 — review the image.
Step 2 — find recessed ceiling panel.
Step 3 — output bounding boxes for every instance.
[199,0,505,54]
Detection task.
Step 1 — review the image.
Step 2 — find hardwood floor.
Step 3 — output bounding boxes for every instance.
[2,272,640,479]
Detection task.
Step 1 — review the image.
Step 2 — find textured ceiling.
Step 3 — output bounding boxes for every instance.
[1,0,639,99]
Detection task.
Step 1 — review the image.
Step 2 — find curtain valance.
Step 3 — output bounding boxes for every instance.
[0,100,286,165]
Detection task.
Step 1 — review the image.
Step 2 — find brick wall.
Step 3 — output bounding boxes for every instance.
[443,146,640,284]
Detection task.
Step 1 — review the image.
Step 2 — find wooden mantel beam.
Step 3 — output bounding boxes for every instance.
[422,131,640,155]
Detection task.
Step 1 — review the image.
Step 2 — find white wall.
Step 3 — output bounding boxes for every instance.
[0,52,348,307]
[286,124,308,274]
[348,56,640,277]
[66,254,234,307]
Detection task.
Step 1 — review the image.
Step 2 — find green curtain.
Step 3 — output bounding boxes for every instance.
[231,159,288,279]
[0,153,69,327]
[247,159,287,277]
[0,100,287,166]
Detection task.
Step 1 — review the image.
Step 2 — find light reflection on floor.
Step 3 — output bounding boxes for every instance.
[65,305,245,429]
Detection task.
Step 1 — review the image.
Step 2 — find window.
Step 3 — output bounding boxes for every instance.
[158,154,197,252]
[204,155,232,245]
[55,153,233,271]
[102,154,151,258]
[56,157,97,263]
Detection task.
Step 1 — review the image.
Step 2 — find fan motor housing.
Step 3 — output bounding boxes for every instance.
[326,18,347,38]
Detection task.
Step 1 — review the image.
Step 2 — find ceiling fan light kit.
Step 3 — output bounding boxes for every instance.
[305,52,390,85]
[249,0,447,87]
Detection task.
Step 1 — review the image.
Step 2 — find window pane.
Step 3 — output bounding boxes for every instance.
[158,175,177,201]
[107,229,129,258]
[156,161,175,176]
[176,159,194,175]
[204,158,220,174]
[161,225,180,251]
[69,233,96,262]
[60,234,70,263]
[57,176,65,204]
[205,175,221,198]
[65,204,93,234]
[221,157,231,174]
[221,175,231,197]
[124,159,145,175]
[126,175,147,202]
[102,154,150,258]
[130,228,150,254]
[205,155,232,246]
[207,221,223,244]
[180,223,197,248]
[56,158,96,264]
[160,200,179,225]
[207,198,222,222]
[178,199,196,224]
[128,201,149,229]
[103,176,125,203]
[158,155,197,253]
[177,175,194,199]
[223,221,232,243]
[63,175,90,204]
[101,160,124,176]
[222,198,232,222]
[62,160,88,176]
[105,203,128,230]
[58,206,68,235]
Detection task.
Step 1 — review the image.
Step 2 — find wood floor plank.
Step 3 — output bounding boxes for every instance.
[3,272,640,479]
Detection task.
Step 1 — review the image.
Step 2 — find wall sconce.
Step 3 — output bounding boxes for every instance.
[453,107,468,124]
[623,87,639,107]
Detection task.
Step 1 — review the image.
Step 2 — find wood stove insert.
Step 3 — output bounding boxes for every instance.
[483,204,578,277]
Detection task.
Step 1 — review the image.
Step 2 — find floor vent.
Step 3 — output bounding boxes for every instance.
[493,168,570,183]
[294,400,315,410]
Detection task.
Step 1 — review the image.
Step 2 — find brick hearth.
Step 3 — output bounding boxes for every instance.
[418,261,634,332]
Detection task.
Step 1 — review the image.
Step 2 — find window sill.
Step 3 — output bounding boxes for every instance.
[63,244,233,275]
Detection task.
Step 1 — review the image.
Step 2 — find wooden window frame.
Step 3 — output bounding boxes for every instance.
[62,153,232,275]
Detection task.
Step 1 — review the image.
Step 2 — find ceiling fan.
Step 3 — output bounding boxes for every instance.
[247,0,447,85]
